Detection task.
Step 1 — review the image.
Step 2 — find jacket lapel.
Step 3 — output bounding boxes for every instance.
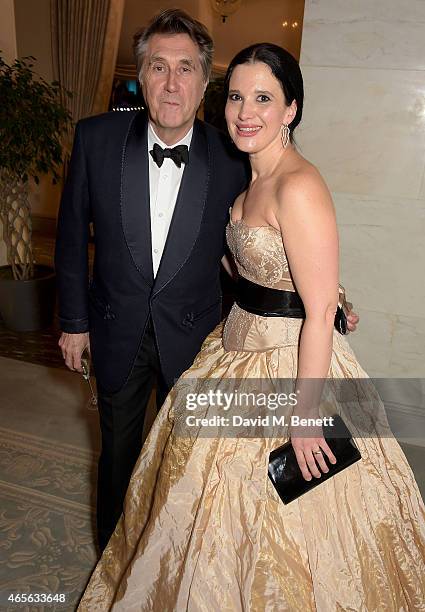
[121,111,154,286]
[152,120,210,298]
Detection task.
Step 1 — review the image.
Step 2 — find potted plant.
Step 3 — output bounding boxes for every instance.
[0,54,72,331]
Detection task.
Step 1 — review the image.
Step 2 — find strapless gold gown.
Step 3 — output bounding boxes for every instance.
[79,215,425,611]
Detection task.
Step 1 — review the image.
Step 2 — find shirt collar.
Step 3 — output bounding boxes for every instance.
[148,122,193,151]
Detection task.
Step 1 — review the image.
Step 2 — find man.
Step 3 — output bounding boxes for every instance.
[55,9,248,551]
[55,9,358,551]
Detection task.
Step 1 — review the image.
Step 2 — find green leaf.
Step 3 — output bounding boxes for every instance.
[0,52,73,181]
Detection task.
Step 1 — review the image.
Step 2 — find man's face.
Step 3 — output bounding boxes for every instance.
[141,33,207,144]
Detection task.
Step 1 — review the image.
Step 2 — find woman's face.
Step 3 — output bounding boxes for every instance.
[225,61,296,154]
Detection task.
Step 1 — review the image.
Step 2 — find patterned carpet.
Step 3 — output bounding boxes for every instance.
[0,427,98,611]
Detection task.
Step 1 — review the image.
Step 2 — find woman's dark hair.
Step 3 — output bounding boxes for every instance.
[224,43,304,142]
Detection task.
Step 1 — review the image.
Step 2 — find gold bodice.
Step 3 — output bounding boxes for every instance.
[226,209,295,292]
[224,211,305,352]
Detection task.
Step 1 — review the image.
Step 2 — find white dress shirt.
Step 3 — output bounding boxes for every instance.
[148,122,193,277]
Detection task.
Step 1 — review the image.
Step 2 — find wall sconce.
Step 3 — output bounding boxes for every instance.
[282,20,299,28]
[211,0,242,23]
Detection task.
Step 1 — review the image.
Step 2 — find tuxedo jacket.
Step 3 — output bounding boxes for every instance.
[55,111,249,393]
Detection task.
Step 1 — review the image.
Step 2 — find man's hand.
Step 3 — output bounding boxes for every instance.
[59,332,90,372]
[346,301,359,332]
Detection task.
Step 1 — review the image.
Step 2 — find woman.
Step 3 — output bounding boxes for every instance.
[79,44,425,611]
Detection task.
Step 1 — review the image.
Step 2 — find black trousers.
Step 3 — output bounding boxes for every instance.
[96,317,169,551]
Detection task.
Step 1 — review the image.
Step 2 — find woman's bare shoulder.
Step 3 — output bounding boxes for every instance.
[276,157,333,214]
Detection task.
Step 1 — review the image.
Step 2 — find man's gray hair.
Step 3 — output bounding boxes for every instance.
[133,8,214,83]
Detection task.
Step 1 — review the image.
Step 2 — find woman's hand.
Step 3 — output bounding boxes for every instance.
[221,253,238,280]
[346,303,359,332]
[290,427,337,481]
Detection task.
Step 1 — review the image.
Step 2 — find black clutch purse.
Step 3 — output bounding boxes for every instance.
[334,285,350,335]
[268,414,361,504]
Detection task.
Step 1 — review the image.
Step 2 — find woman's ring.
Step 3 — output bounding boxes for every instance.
[313,450,322,455]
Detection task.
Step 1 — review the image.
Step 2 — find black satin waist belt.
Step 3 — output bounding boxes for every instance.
[235,276,306,318]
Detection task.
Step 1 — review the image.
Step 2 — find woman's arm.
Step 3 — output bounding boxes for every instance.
[274,168,339,480]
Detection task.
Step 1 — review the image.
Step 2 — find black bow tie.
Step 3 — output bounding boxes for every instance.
[150,142,189,168]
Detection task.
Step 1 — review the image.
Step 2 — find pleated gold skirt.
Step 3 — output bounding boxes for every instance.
[79,313,425,611]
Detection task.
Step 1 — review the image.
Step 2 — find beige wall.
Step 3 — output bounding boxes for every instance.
[0,0,17,62]
[118,0,304,66]
[211,0,304,68]
[14,0,53,81]
[298,1,425,440]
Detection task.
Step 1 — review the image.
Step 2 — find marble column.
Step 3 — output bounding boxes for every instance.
[298,1,425,441]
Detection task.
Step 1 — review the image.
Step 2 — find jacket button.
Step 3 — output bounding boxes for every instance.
[103,305,116,320]
[182,312,194,327]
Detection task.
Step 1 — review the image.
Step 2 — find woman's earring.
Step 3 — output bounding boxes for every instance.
[281,124,290,149]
